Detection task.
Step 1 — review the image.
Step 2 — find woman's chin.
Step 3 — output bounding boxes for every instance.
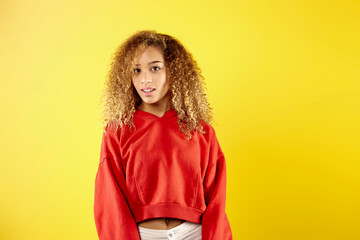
[140,99,158,105]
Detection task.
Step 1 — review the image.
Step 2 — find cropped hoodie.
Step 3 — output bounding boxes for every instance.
[94,108,232,239]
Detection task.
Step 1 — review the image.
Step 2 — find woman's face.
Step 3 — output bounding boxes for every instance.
[132,46,170,108]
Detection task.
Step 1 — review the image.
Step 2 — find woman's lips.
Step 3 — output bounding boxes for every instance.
[141,88,155,96]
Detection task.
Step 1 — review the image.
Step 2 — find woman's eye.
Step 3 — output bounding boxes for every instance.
[133,68,140,74]
[151,66,160,71]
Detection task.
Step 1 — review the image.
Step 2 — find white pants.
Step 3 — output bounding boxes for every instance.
[137,221,202,240]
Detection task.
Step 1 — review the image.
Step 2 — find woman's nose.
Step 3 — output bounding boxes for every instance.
[141,70,152,84]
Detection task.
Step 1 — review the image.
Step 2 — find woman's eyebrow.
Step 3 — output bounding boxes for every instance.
[135,61,163,66]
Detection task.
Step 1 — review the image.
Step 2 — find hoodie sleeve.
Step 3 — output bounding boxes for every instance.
[94,124,140,240]
[202,125,233,240]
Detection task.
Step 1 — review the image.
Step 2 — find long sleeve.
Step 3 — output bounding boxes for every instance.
[202,126,233,239]
[94,124,140,240]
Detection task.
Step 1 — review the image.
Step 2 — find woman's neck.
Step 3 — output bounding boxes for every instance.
[137,98,172,118]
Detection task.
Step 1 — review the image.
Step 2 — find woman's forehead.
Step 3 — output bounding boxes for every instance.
[134,46,164,63]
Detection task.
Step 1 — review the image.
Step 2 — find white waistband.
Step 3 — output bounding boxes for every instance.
[138,221,202,239]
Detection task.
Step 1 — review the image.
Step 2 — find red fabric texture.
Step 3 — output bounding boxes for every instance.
[94,108,232,239]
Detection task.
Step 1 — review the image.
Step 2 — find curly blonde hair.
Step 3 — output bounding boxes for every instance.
[100,29,214,140]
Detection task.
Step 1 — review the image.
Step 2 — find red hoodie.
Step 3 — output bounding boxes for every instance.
[94,108,232,239]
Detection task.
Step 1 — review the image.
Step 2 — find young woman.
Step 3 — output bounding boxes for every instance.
[94,30,232,240]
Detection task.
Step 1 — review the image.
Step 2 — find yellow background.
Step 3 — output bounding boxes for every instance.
[1,0,359,239]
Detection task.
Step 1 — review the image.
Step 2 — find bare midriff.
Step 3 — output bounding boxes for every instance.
[137,218,186,230]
